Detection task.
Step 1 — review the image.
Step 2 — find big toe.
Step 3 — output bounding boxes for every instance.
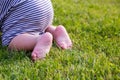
[58,42,68,49]
[31,53,37,61]
[67,43,72,49]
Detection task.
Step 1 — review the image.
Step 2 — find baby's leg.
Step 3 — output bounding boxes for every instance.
[9,32,53,60]
[46,25,72,49]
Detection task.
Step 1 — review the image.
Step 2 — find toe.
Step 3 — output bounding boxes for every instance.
[67,44,72,49]
[31,53,37,61]
[58,42,67,49]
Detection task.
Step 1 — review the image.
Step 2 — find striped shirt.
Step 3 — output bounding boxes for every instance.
[0,0,54,46]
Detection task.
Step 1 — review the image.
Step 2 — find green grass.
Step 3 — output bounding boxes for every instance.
[0,0,120,80]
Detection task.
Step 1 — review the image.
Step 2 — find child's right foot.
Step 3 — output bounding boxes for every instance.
[31,32,53,61]
[53,25,72,49]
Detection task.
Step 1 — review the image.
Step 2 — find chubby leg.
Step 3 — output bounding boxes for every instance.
[9,32,53,60]
[46,25,72,49]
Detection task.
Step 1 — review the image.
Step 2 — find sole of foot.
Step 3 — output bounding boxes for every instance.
[31,32,53,61]
[54,25,72,49]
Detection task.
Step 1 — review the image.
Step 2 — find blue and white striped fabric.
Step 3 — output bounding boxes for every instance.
[0,0,54,46]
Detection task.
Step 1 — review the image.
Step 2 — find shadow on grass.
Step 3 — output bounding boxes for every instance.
[0,33,32,64]
[0,47,32,65]
[0,35,59,66]
[0,40,59,66]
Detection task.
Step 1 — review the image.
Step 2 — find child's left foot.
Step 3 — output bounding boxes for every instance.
[54,25,72,49]
[31,32,53,61]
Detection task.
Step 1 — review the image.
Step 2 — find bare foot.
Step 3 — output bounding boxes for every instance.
[54,25,72,49]
[31,32,53,61]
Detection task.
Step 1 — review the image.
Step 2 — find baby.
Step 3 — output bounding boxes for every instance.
[0,0,72,61]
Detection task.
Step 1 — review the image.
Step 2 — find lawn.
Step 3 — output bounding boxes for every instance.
[0,0,120,80]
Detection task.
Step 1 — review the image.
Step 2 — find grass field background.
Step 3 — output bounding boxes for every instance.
[0,0,120,80]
